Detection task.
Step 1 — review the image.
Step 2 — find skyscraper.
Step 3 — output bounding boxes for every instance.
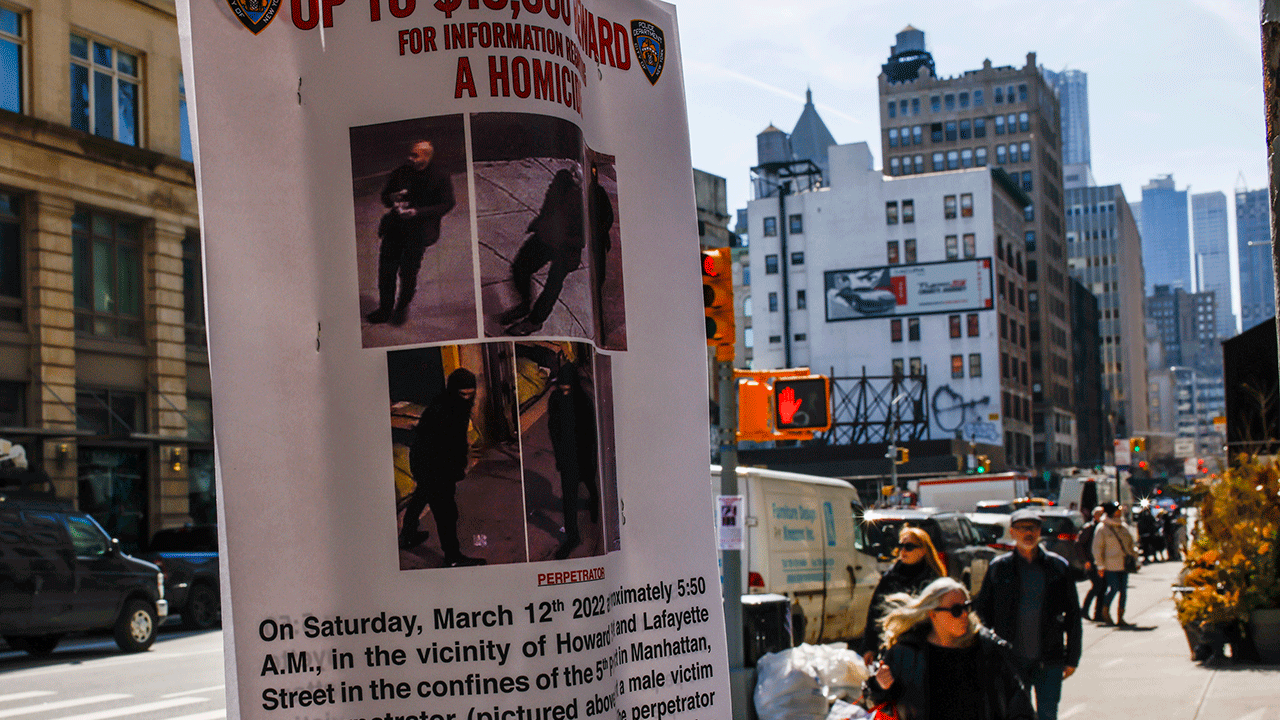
[1041,68,1090,168]
[879,28,1074,466]
[1191,191,1236,338]
[1236,185,1274,331]
[1140,175,1192,294]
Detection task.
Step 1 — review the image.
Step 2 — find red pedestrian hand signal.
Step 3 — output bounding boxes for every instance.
[777,386,802,424]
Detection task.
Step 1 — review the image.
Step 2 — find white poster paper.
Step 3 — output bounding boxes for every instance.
[178,1,728,717]
[716,496,743,551]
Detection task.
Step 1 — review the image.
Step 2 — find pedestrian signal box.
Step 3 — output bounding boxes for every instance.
[701,247,735,362]
[735,369,831,442]
[773,376,831,431]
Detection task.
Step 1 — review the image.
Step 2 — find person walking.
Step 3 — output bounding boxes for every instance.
[1077,506,1106,621]
[1091,501,1138,626]
[498,167,585,336]
[546,362,600,560]
[973,509,1082,720]
[863,576,1034,720]
[862,527,946,658]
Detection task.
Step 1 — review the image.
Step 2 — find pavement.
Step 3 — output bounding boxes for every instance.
[1059,557,1279,720]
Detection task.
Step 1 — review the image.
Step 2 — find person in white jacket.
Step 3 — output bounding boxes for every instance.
[1091,501,1138,626]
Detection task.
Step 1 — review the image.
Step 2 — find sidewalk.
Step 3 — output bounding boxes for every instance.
[1060,558,1279,720]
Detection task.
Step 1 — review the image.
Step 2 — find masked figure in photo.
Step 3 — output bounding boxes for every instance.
[547,362,599,559]
[499,167,585,336]
[587,163,614,304]
[400,368,486,567]
[369,140,457,327]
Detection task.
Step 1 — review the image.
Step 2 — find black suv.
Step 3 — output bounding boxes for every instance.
[862,508,998,596]
[141,525,220,630]
[0,491,167,655]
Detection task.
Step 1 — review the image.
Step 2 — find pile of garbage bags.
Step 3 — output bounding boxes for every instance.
[753,643,872,720]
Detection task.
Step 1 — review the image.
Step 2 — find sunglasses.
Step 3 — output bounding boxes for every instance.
[933,601,972,618]
[897,542,923,551]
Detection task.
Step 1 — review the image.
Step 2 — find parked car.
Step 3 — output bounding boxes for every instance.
[862,508,997,596]
[966,512,1014,553]
[0,491,167,655]
[1037,508,1086,578]
[141,525,221,630]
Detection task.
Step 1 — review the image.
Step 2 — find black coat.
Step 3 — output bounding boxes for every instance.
[974,549,1082,668]
[380,162,456,245]
[409,392,473,492]
[547,378,597,482]
[862,560,940,654]
[864,626,1034,720]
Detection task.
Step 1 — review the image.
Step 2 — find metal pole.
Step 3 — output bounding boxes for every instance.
[716,360,750,720]
[1262,1,1280,391]
[778,185,792,368]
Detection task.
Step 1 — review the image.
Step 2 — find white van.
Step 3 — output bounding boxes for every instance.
[712,465,880,644]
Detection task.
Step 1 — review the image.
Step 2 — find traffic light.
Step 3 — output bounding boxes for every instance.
[701,248,735,362]
[773,376,831,432]
[976,455,990,473]
[895,447,909,465]
[1131,436,1146,454]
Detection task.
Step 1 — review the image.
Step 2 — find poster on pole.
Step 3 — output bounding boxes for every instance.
[177,1,728,718]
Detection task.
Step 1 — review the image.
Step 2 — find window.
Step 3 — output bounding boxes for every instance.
[945,121,957,142]
[764,254,779,274]
[914,155,925,174]
[76,388,143,435]
[1007,86,1016,102]
[1020,142,1031,162]
[947,150,959,170]
[959,120,971,140]
[908,317,920,341]
[1026,259,1037,282]
[931,123,943,143]
[945,235,959,260]
[944,195,957,219]
[972,119,986,140]
[0,380,22,426]
[994,86,1004,103]
[912,98,920,115]
[969,353,982,377]
[950,354,964,379]
[899,100,908,116]
[945,94,955,111]
[887,101,896,118]
[960,193,973,218]
[762,217,777,236]
[796,290,806,310]
[967,313,979,336]
[0,6,23,113]
[179,71,192,162]
[789,214,803,234]
[912,126,923,145]
[909,357,922,377]
[887,241,900,265]
[0,192,21,323]
[1018,84,1027,102]
[975,147,987,166]
[794,333,806,342]
[70,34,141,146]
[889,128,899,147]
[931,95,941,112]
[931,152,944,171]
[790,251,804,265]
[1019,112,1029,131]
[890,157,901,176]
[904,238,917,263]
[886,201,899,225]
[769,335,781,344]
[1024,204,1034,222]
[892,358,905,377]
[961,149,973,168]
[973,89,983,106]
[1021,172,1033,192]
[1025,231,1036,252]
[1007,113,1017,132]
[183,231,206,347]
[994,115,1005,134]
[891,319,903,342]
[959,92,970,109]
[949,315,962,338]
[72,208,142,339]
[963,233,976,259]
[902,200,914,224]
[768,292,778,312]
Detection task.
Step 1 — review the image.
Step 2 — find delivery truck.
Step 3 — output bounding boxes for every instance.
[913,472,1030,512]
[711,465,880,645]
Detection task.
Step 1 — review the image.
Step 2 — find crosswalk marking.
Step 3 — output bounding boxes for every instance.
[0,693,130,719]
[161,685,225,699]
[0,694,54,704]
[52,697,206,720]
[162,710,226,720]
[1059,703,1088,720]
[0,647,224,680]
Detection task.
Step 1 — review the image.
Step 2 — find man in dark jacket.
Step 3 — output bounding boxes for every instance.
[974,509,1082,720]
[546,362,599,560]
[498,167,585,336]
[400,368,485,567]
[369,140,457,327]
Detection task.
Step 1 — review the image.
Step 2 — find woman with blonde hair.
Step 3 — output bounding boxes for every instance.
[862,526,947,656]
[864,577,1033,720]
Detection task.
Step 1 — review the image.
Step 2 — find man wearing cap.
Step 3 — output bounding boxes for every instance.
[975,508,1082,720]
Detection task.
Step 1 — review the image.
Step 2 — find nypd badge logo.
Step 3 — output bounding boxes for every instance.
[228,0,281,35]
[630,20,664,85]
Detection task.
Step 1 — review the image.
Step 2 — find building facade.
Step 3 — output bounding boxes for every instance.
[1041,68,1089,168]
[0,0,210,552]
[1064,183,1149,438]
[1069,277,1106,465]
[1191,191,1236,338]
[1147,285,1222,372]
[1140,175,1192,294]
[1235,185,1274,332]
[748,142,1036,468]
[878,31,1074,466]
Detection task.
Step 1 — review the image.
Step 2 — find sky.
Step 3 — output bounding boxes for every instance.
[672,0,1268,323]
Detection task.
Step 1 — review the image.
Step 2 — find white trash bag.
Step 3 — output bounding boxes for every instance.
[754,643,871,720]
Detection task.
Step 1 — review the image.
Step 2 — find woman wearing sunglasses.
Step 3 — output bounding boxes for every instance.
[862,527,947,658]
[863,577,1034,720]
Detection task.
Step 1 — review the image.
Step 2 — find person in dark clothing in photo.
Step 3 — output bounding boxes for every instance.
[400,368,486,567]
[587,163,614,304]
[1077,506,1106,621]
[498,167,585,336]
[546,362,599,560]
[862,526,946,658]
[975,509,1082,720]
[369,140,457,327]
[863,576,1034,720]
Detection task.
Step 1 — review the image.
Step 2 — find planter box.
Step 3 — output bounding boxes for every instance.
[1249,608,1280,664]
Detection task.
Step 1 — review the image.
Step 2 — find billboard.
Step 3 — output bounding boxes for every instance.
[824,258,994,322]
